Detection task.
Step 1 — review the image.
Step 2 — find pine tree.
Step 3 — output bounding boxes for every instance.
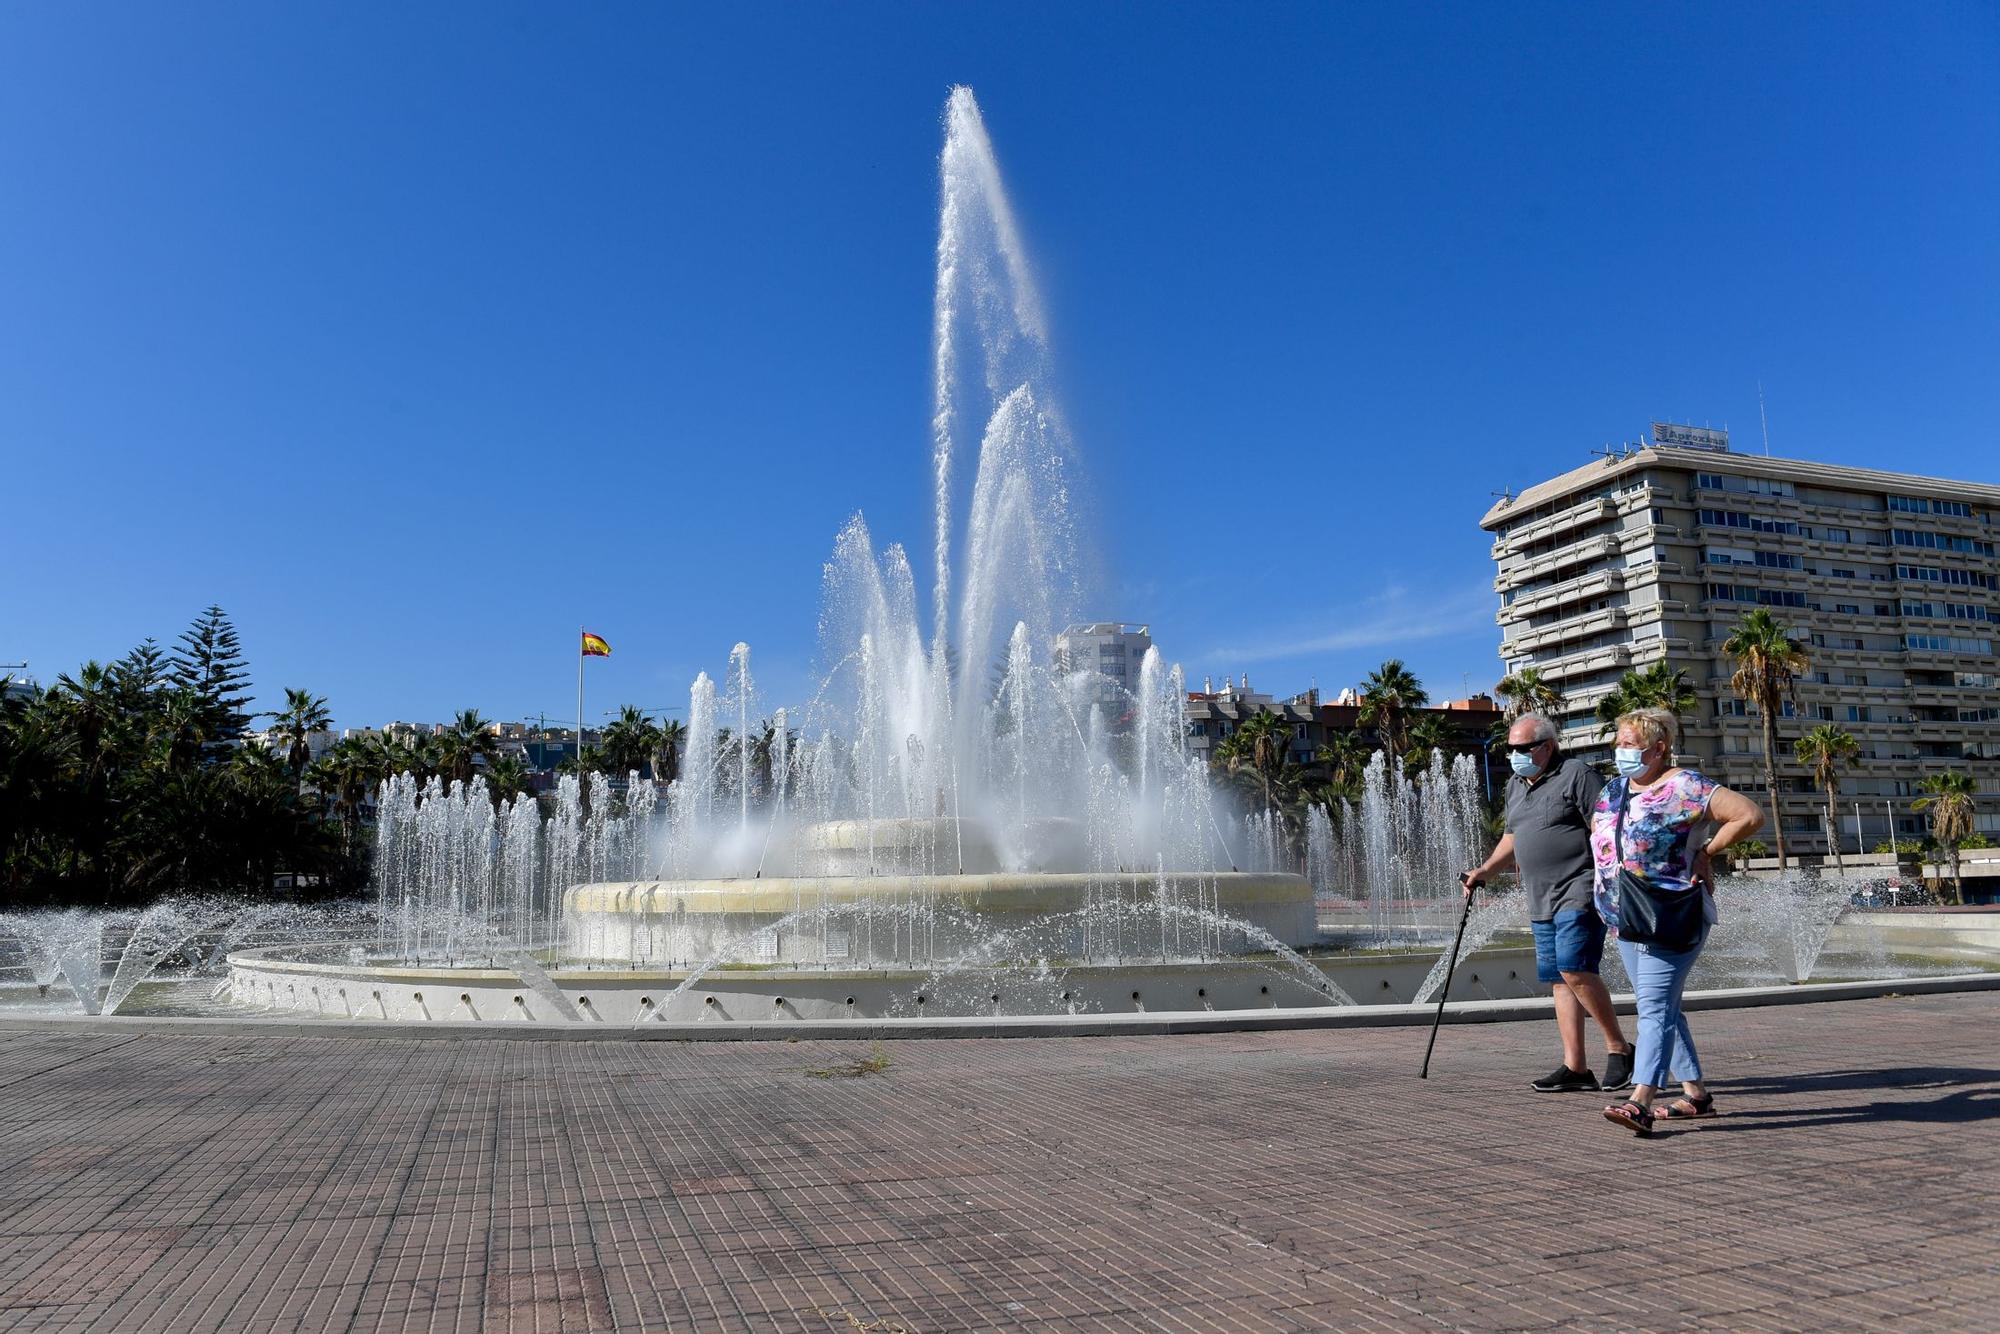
[112,638,169,703]
[169,606,254,744]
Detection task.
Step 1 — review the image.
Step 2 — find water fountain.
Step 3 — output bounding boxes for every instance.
[10,88,1982,1029]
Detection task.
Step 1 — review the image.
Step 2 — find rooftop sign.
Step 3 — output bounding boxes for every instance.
[1651,422,1730,452]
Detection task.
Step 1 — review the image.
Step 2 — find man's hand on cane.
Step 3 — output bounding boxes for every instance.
[1458,869,1485,899]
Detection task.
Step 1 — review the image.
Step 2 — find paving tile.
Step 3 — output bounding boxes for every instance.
[0,993,1996,1329]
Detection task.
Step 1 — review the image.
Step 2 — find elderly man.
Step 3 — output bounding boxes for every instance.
[1461,713,1633,1093]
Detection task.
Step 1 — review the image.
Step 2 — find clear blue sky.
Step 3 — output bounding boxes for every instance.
[4,4,1995,728]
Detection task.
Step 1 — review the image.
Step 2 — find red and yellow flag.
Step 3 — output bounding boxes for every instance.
[581,631,611,658]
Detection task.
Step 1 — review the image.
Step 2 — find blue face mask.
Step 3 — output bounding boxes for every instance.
[1508,748,1545,778]
[1614,747,1652,778]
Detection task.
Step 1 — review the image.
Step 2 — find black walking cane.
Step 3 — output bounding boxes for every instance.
[1420,873,1481,1079]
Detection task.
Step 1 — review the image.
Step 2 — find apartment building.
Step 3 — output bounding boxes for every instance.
[1481,423,2000,852]
[1054,623,1155,708]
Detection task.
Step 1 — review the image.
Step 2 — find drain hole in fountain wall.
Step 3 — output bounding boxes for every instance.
[1259,986,1268,995]
[989,993,1000,1003]
[1197,988,1206,998]
[845,997,855,1006]
[916,995,927,1006]
[701,997,713,1006]
[774,997,785,1007]
[459,994,471,1004]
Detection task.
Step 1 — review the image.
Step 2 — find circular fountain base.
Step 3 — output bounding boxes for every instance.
[222,941,1544,1023]
[560,871,1319,966]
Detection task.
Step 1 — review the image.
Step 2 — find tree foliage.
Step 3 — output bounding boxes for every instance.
[2,609,354,905]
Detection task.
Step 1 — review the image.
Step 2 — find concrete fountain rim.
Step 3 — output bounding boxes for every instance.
[9,969,1997,1042]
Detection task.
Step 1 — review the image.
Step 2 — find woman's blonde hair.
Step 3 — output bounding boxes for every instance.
[1616,707,1678,751]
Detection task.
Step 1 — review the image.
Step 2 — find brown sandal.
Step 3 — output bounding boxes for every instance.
[1657,1092,1717,1120]
[1603,1099,1654,1136]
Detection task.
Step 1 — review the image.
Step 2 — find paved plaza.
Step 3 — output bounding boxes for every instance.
[1,993,1997,1332]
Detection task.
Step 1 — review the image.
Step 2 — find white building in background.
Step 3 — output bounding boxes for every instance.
[1054,622,1155,708]
[1481,422,2000,852]
[247,727,338,764]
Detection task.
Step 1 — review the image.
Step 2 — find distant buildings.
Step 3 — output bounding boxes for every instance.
[1481,423,2000,851]
[1184,677,1504,791]
[245,726,337,765]
[1054,623,1155,707]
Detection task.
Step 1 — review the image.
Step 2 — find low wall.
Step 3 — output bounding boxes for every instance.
[224,942,1543,1025]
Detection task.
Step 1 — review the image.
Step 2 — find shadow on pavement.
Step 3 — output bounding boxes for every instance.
[1689,1066,2000,1132]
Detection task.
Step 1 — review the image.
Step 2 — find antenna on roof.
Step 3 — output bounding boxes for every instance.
[1757,381,1772,457]
[1491,486,1516,505]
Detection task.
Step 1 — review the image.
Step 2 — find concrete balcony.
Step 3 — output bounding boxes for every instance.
[1493,496,1615,558]
[1529,642,1633,680]
[1498,568,1629,623]
[1501,607,1633,657]
[1495,534,1614,592]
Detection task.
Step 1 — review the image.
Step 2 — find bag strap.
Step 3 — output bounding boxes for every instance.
[1610,776,1631,865]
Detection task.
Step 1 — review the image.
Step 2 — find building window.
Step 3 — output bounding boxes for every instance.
[1907,633,1996,654]
[1847,706,1872,723]
[1894,528,1997,555]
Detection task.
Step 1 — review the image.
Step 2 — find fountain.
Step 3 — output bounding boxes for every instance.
[8,88,1981,1029]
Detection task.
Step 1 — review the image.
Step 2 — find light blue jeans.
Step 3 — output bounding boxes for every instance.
[1616,922,1709,1090]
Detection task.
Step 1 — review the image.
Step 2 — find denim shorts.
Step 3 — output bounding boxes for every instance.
[1530,909,1606,983]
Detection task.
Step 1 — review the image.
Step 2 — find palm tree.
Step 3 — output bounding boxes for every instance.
[305,737,374,857]
[600,705,662,779]
[1494,667,1566,722]
[483,754,532,807]
[1913,771,1978,904]
[747,720,779,801]
[1723,610,1811,868]
[1403,714,1455,772]
[1215,710,1302,822]
[1358,660,1428,762]
[1793,724,1861,876]
[654,718,686,784]
[1593,661,1700,739]
[265,688,331,778]
[1314,731,1372,788]
[435,709,496,788]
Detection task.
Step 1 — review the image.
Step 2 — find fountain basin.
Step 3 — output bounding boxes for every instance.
[561,871,1319,966]
[223,941,1542,1023]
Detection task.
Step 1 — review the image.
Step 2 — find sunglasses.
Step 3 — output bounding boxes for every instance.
[1505,741,1549,755]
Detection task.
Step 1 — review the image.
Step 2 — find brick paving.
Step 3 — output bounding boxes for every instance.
[1,993,1997,1332]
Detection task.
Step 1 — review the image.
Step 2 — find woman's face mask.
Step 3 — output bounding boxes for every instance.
[1614,744,1657,778]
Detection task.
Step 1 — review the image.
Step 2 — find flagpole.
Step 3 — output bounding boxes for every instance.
[576,625,584,771]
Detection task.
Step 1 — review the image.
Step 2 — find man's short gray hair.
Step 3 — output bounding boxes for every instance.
[1512,712,1559,744]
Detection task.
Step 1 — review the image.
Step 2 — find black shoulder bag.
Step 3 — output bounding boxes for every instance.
[1610,777,1705,952]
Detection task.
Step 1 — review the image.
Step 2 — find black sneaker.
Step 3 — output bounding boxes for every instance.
[1602,1049,1635,1093]
[1531,1065,1600,1093]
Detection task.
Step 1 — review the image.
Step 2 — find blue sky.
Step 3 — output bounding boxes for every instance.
[4,4,1995,728]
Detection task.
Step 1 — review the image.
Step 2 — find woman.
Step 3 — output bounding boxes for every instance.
[1590,707,1765,1135]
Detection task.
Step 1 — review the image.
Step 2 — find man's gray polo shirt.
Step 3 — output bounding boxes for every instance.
[1503,755,1603,921]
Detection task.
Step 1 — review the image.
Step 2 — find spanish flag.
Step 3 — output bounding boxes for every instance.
[581,631,611,658]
